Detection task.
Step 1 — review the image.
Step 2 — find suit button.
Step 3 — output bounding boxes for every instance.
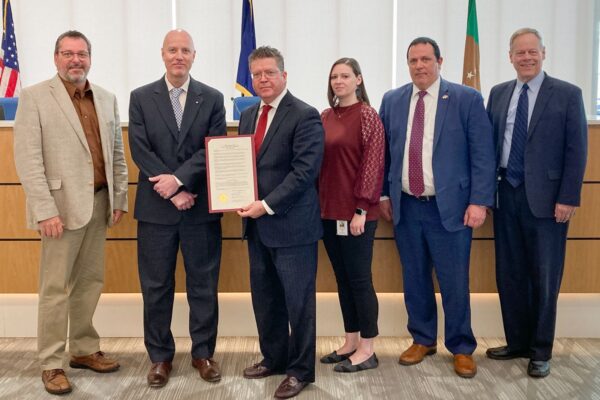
[89,182,93,186]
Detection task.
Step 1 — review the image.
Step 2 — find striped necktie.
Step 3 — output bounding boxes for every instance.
[506,83,529,187]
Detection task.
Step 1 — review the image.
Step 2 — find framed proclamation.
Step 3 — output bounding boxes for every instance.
[205,136,258,213]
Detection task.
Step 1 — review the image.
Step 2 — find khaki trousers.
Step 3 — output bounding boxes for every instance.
[38,189,108,370]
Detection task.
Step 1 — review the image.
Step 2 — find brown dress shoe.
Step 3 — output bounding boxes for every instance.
[192,358,221,382]
[69,351,120,373]
[274,376,309,399]
[147,362,172,388]
[42,369,72,395]
[243,362,275,379]
[398,343,437,365]
[454,354,477,378]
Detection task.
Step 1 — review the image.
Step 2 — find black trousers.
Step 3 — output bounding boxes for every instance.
[247,221,317,382]
[137,220,222,362]
[322,219,379,338]
[494,178,568,361]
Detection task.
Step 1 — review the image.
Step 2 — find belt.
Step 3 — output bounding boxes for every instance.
[413,195,435,202]
[403,192,435,202]
[498,167,507,178]
[94,185,107,193]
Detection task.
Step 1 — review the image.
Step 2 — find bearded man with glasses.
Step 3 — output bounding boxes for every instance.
[14,30,128,395]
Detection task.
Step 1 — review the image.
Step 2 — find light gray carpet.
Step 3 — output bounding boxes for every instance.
[0,337,599,399]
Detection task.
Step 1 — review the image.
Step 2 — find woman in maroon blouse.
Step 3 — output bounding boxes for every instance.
[318,58,385,372]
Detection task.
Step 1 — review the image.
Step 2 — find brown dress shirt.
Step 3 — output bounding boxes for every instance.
[61,78,107,190]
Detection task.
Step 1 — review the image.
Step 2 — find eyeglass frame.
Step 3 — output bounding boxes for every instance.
[58,51,90,60]
[250,69,282,80]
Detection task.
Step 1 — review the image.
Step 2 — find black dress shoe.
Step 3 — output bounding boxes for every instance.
[319,350,356,364]
[333,353,378,373]
[486,345,528,360]
[528,360,550,378]
[274,376,309,399]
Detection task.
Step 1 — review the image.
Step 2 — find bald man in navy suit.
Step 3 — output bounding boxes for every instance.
[129,29,226,387]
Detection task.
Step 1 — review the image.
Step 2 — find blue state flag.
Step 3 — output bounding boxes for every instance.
[235,0,256,96]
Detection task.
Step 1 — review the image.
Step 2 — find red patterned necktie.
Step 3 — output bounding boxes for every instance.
[408,90,427,196]
[254,104,272,153]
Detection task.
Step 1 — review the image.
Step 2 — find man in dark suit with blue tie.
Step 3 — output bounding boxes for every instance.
[128,29,226,387]
[237,46,324,399]
[379,37,495,378]
[485,28,587,378]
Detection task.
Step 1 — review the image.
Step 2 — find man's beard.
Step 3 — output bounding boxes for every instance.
[64,65,88,84]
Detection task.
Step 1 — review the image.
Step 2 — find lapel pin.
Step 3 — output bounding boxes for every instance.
[442,94,449,100]
[195,100,199,104]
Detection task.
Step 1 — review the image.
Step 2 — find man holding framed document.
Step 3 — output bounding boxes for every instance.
[205,135,258,212]
[236,46,324,399]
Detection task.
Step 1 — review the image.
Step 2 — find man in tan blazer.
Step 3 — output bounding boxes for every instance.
[13,30,128,395]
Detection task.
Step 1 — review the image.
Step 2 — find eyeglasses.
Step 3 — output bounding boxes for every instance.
[59,51,90,60]
[251,70,280,80]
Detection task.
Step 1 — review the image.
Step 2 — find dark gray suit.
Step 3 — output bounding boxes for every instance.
[239,91,324,382]
[487,73,587,360]
[129,76,226,362]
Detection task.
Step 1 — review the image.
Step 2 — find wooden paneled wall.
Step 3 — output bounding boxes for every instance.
[1,124,599,294]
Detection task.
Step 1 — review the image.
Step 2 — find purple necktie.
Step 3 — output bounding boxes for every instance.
[408,90,427,196]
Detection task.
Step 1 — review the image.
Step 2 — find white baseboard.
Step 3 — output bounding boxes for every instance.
[1,293,599,338]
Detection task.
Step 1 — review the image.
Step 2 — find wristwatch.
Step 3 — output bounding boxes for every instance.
[355,208,367,216]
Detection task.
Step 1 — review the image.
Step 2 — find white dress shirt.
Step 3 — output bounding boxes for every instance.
[164,75,191,188]
[402,77,440,196]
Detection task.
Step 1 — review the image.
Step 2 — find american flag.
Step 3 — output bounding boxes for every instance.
[0,0,20,97]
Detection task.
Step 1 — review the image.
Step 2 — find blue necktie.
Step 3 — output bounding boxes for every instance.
[506,83,529,187]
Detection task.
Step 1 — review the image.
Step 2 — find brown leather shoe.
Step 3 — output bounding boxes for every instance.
[274,376,309,399]
[69,351,120,373]
[243,362,274,379]
[192,358,221,382]
[42,369,72,395]
[147,362,172,388]
[454,354,477,378]
[398,343,437,365]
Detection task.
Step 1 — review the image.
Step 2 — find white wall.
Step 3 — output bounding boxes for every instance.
[6,0,597,120]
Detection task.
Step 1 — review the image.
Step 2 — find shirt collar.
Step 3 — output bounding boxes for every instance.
[165,75,191,93]
[517,70,544,94]
[60,76,91,99]
[260,88,288,111]
[411,76,441,99]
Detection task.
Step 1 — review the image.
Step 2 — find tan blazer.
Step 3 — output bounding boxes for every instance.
[13,74,128,230]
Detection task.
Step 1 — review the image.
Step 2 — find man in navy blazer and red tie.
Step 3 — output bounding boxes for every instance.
[128,29,226,387]
[237,46,324,399]
[379,37,495,378]
[486,28,587,378]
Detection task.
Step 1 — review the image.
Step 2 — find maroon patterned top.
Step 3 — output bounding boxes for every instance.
[319,102,385,221]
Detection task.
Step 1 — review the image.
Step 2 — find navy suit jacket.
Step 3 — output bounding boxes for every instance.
[128,76,226,225]
[486,73,588,218]
[239,91,324,247]
[380,79,495,232]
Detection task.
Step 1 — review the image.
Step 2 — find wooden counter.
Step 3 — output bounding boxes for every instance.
[1,123,598,293]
